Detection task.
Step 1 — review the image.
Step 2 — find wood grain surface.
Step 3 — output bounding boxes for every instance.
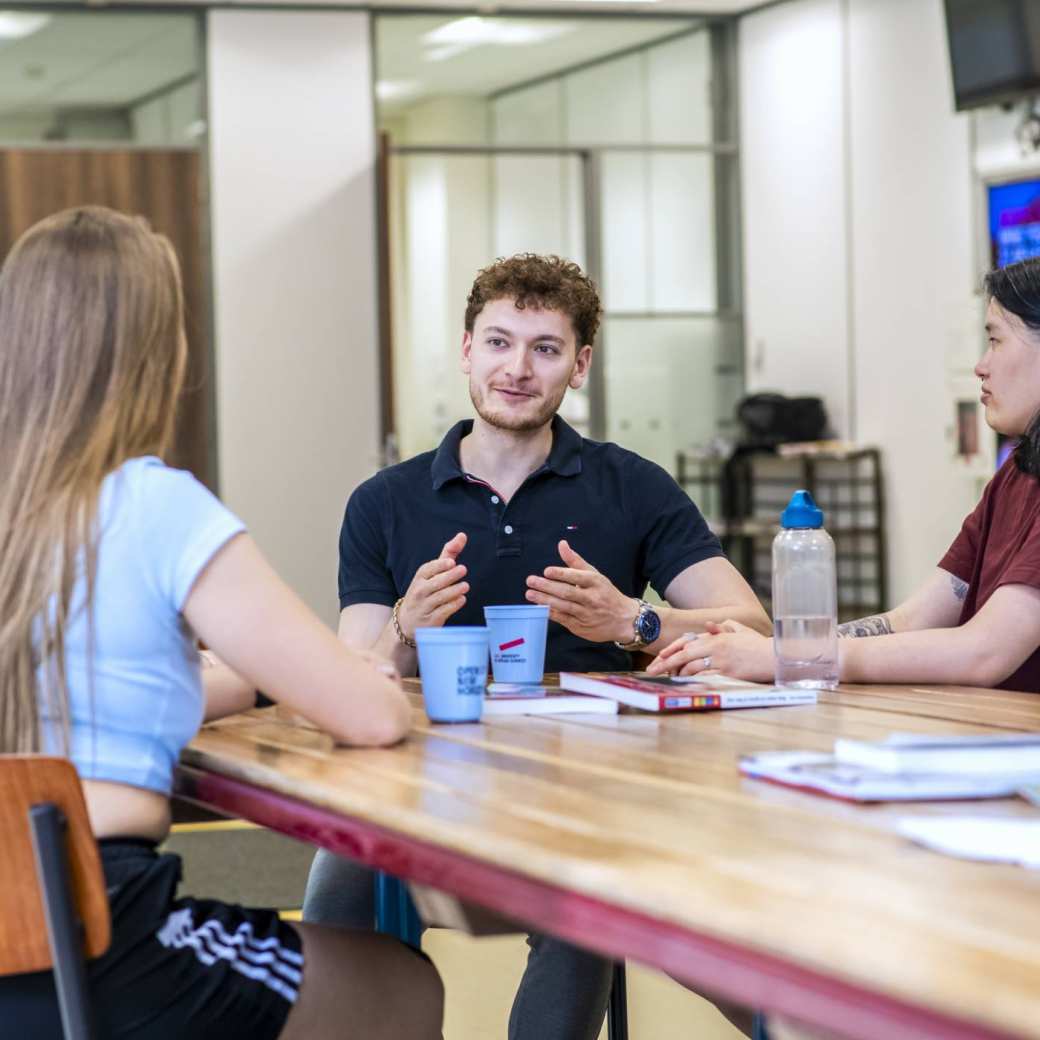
[0,756,110,974]
[0,148,210,486]
[182,680,1040,1039]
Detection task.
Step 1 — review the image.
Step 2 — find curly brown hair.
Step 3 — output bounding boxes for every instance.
[464,253,602,348]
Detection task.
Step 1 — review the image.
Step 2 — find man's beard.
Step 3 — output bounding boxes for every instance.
[469,382,566,432]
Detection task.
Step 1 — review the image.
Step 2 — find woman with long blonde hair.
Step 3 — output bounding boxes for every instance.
[0,207,443,1040]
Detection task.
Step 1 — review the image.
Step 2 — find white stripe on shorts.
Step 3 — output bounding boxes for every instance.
[156,907,301,1003]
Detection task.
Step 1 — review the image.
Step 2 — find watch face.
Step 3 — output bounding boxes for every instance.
[637,607,661,645]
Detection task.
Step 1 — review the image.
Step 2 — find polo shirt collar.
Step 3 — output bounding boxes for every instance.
[431,416,583,491]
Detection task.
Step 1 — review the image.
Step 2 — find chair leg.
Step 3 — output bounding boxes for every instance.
[607,962,628,1040]
[374,871,424,948]
[29,803,95,1040]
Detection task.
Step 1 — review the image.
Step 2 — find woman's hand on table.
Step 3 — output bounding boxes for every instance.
[645,620,774,683]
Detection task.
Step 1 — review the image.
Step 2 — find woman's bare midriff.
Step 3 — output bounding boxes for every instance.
[83,778,171,843]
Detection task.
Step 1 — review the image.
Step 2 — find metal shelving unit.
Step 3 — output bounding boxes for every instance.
[676,445,887,622]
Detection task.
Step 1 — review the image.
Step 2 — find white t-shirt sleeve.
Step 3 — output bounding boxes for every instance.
[129,458,247,611]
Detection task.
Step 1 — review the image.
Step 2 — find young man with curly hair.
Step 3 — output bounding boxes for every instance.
[304,254,768,1040]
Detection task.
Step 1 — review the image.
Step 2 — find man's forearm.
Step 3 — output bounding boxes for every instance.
[338,606,420,676]
[644,601,772,654]
[371,622,419,677]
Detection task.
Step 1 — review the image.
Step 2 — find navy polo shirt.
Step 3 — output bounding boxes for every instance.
[338,417,723,672]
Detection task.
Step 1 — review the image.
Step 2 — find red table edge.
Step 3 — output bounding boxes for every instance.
[173,763,1019,1040]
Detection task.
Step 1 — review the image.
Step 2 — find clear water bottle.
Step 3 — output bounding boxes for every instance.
[772,490,838,690]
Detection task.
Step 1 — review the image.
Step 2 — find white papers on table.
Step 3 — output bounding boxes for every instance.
[739,751,1028,801]
[897,816,1040,869]
[834,732,1040,776]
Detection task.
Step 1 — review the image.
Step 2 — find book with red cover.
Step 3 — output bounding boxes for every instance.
[558,672,817,712]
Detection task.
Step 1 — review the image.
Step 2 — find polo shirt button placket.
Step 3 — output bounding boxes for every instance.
[496,510,522,558]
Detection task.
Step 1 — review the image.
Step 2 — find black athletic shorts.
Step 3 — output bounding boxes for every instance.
[0,838,303,1039]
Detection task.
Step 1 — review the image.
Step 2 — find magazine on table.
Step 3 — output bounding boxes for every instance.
[740,750,1035,802]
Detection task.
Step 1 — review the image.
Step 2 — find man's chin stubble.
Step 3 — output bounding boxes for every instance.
[470,389,558,433]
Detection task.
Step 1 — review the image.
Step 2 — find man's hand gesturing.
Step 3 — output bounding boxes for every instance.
[525,539,639,644]
[396,533,469,640]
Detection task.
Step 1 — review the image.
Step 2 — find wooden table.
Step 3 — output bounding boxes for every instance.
[175,681,1040,1040]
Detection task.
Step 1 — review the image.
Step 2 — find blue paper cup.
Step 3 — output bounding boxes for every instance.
[415,626,489,723]
[483,605,549,684]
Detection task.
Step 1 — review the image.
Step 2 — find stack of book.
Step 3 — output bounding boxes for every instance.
[558,672,816,712]
[483,673,817,717]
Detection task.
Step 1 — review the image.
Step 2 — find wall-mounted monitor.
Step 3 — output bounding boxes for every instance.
[945,0,1040,111]
[988,177,1040,267]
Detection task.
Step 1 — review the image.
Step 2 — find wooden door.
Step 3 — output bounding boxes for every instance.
[0,148,211,486]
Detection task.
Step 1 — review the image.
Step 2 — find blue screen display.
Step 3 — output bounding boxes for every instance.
[989,180,1040,267]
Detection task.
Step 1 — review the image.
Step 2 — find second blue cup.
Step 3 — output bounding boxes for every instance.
[415,626,489,723]
[483,605,549,684]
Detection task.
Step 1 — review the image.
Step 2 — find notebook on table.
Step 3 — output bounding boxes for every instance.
[483,684,618,717]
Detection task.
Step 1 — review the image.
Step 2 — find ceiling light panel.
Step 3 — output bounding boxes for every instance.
[375,79,422,100]
[422,16,573,49]
[0,11,50,40]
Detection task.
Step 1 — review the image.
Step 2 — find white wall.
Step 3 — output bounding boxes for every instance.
[847,0,977,604]
[392,97,491,457]
[740,0,850,437]
[207,10,380,623]
[740,0,979,604]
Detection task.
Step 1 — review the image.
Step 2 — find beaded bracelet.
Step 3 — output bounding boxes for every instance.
[392,597,416,648]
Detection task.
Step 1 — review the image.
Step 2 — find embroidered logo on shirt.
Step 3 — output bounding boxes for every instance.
[565,524,579,531]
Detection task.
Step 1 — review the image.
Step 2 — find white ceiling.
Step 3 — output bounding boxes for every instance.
[0,12,197,118]
[27,0,769,11]
[376,16,702,108]
[0,1,768,120]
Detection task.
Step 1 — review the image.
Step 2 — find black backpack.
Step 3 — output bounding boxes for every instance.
[736,393,831,447]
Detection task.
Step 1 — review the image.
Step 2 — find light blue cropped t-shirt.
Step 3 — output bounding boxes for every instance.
[39,456,246,794]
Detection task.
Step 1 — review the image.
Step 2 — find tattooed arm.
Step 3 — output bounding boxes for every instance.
[838,614,894,638]
[651,571,1033,687]
[838,583,1040,686]
[838,568,969,641]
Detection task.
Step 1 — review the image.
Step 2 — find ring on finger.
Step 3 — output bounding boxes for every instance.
[702,656,712,669]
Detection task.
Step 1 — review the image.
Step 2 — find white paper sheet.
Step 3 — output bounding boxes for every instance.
[897,816,1040,869]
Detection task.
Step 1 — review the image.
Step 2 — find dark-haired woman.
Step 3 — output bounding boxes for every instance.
[649,256,1040,692]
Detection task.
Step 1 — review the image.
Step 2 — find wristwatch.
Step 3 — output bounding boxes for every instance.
[614,599,662,651]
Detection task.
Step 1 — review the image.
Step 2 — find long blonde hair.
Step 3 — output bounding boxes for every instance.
[0,206,188,752]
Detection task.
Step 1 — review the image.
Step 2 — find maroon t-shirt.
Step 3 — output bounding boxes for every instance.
[939,456,1040,692]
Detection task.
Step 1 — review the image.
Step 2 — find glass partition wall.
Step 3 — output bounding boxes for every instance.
[0,10,210,482]
[0,10,202,146]
[377,14,742,472]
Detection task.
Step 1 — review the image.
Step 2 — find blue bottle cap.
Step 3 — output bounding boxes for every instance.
[780,490,824,529]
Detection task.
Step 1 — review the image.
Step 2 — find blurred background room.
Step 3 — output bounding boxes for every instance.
[3,0,1038,1036]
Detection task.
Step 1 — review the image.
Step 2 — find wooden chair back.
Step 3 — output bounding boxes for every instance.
[0,756,110,975]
